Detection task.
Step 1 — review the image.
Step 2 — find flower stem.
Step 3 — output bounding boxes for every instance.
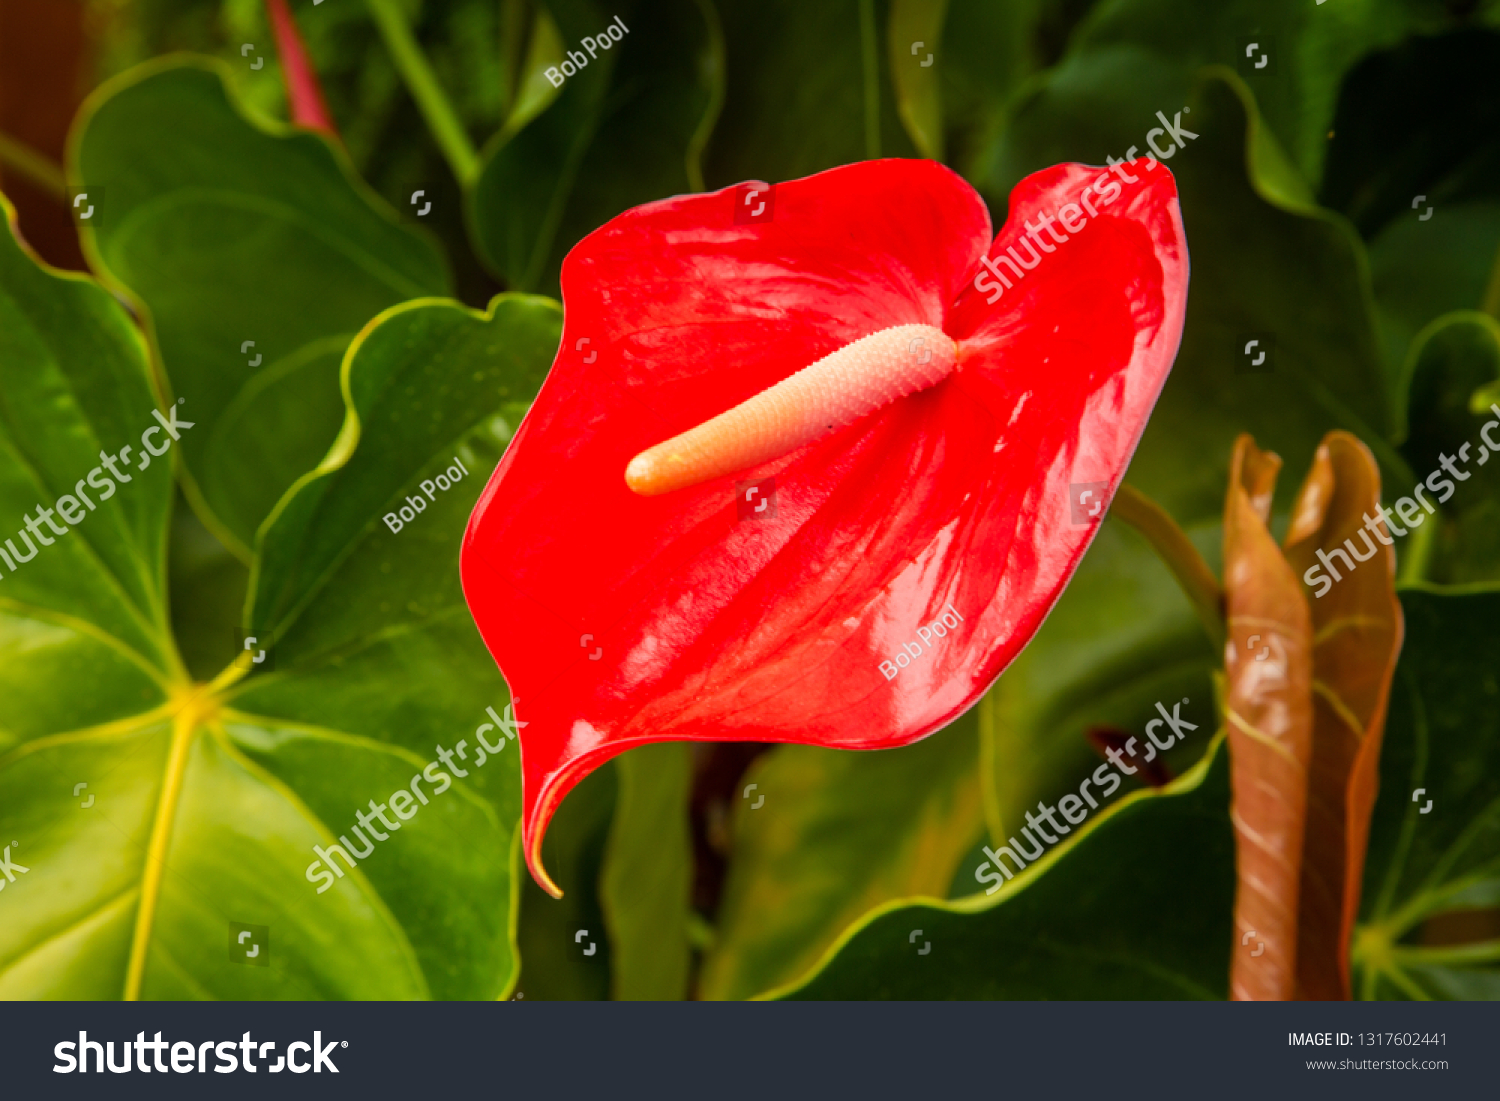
[364,0,479,186]
[1111,483,1226,649]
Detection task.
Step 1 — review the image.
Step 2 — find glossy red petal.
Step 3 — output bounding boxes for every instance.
[460,158,1187,896]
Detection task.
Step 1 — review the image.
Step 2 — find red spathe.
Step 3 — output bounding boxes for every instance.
[460,157,1189,896]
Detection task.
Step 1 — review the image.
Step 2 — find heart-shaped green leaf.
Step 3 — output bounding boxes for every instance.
[0,207,558,996]
[71,58,451,558]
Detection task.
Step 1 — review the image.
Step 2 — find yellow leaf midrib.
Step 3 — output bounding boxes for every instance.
[121,678,227,1000]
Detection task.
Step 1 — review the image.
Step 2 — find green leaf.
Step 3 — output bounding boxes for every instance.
[1318,29,1500,241]
[888,0,948,160]
[979,517,1219,860]
[1000,0,1463,198]
[468,0,724,292]
[778,733,1236,999]
[703,0,916,188]
[1397,313,1500,584]
[71,58,451,559]
[0,215,556,996]
[246,293,557,629]
[1372,207,1500,385]
[1354,586,1500,999]
[600,742,693,1000]
[895,0,1061,180]
[699,708,983,1000]
[1318,29,1500,385]
[515,762,616,1000]
[167,490,249,683]
[0,199,180,740]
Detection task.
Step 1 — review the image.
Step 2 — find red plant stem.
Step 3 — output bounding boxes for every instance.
[264,0,339,138]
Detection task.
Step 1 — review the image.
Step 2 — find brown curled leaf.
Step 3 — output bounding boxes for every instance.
[1281,431,1404,1000]
[1222,434,1314,1001]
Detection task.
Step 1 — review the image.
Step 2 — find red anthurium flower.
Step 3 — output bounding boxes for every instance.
[461,157,1188,895]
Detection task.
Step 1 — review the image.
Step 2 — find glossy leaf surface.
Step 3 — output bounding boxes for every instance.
[72,60,450,557]
[0,215,553,996]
